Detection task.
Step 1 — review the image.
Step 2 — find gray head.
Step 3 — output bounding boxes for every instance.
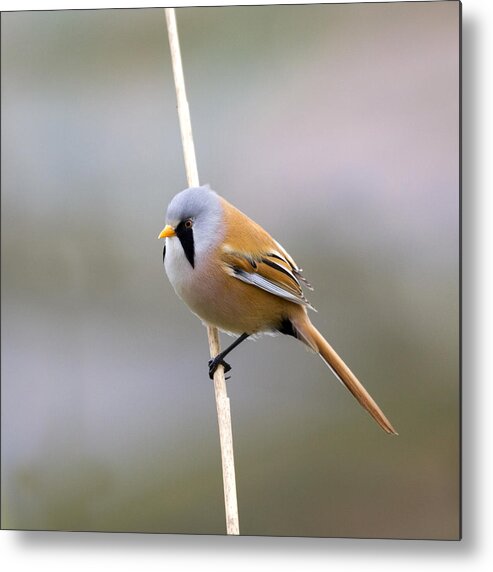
[163,185,224,268]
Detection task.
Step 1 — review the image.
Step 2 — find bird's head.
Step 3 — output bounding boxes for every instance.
[158,185,223,268]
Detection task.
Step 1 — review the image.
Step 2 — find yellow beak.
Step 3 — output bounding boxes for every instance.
[158,225,176,239]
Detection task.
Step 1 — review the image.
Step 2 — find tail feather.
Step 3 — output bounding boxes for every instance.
[294,317,398,435]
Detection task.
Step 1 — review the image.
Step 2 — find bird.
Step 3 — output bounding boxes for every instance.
[158,185,397,435]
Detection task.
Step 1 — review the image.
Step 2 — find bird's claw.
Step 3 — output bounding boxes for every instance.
[208,357,232,380]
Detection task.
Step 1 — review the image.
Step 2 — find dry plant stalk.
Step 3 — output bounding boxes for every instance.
[164,7,240,536]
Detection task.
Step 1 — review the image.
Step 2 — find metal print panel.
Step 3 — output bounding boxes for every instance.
[1,1,460,539]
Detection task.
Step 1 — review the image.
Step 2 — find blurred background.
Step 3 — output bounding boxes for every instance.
[1,2,459,539]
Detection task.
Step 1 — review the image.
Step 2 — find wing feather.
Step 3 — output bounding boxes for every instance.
[218,197,315,309]
[221,248,315,309]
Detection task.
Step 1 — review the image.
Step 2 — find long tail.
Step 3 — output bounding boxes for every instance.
[293,315,398,435]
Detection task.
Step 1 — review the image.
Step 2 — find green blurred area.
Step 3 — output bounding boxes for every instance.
[1,3,459,538]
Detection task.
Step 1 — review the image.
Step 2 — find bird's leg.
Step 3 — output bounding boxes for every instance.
[208,332,250,379]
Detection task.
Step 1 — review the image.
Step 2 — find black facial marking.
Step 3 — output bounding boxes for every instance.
[175,220,195,268]
[162,242,166,262]
[278,318,298,339]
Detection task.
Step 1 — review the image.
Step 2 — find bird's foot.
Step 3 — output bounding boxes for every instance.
[208,356,232,380]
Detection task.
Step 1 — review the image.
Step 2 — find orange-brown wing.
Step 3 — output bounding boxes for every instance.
[219,197,315,309]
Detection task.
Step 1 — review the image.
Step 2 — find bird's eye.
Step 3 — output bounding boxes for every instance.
[184,219,193,229]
